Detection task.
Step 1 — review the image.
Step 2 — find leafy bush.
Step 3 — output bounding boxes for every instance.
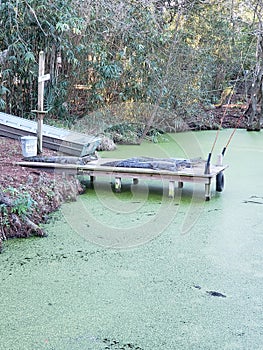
[0,0,257,131]
[3,186,36,217]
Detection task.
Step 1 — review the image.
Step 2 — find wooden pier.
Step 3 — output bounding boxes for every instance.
[18,157,228,200]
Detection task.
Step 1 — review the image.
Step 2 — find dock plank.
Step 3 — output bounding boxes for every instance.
[17,158,228,200]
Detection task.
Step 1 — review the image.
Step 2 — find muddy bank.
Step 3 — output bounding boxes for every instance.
[0,137,84,252]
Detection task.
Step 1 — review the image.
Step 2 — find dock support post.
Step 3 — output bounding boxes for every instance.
[205,183,211,201]
[115,177,122,192]
[168,181,175,198]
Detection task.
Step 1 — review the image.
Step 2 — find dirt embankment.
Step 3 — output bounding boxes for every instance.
[0,137,85,252]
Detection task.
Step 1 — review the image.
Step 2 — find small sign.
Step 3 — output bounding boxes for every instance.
[38,73,50,83]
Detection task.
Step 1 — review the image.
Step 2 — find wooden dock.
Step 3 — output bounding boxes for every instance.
[18,157,228,200]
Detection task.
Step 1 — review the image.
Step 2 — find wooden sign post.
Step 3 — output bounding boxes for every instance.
[32,51,50,154]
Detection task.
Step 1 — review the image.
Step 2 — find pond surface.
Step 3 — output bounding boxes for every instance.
[1,129,263,350]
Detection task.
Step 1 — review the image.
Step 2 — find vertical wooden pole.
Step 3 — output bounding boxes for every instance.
[37,51,45,154]
[168,181,175,198]
[115,177,122,192]
[205,182,211,201]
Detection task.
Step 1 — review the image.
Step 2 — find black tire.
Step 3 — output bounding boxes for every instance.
[216,172,224,192]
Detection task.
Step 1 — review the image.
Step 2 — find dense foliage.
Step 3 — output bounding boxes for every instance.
[0,0,261,132]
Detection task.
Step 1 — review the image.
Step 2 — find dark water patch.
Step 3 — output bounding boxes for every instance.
[103,338,144,349]
[192,285,226,298]
[243,196,263,205]
[63,334,144,350]
[207,208,222,212]
[0,247,106,280]
[206,290,227,298]
[193,285,202,290]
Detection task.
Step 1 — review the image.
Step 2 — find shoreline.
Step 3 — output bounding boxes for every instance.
[0,136,84,252]
[0,118,257,252]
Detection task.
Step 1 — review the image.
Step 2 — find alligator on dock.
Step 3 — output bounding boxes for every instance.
[103,157,202,171]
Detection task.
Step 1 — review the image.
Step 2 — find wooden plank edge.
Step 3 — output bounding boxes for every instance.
[16,161,228,177]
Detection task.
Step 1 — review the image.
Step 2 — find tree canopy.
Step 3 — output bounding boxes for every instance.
[0,0,261,132]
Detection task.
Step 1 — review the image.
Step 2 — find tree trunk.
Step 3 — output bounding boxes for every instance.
[246,31,263,131]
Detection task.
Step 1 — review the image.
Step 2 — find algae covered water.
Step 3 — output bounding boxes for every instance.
[1,130,263,350]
